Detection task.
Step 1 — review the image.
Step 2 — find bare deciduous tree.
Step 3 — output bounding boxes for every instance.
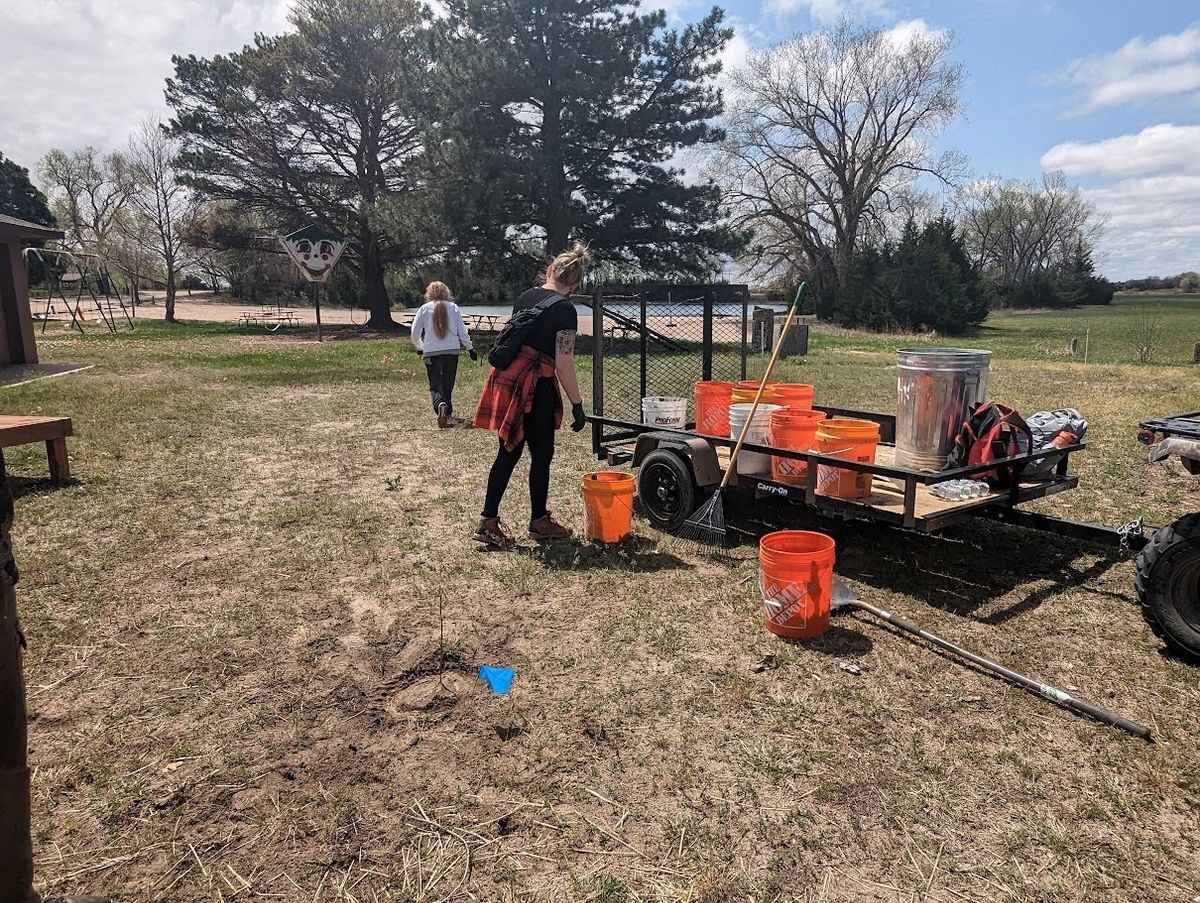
[1134,315,1164,364]
[710,21,965,295]
[120,120,200,322]
[38,146,130,259]
[957,172,1104,297]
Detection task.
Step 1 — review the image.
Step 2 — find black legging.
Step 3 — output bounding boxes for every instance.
[481,378,557,521]
[424,353,459,416]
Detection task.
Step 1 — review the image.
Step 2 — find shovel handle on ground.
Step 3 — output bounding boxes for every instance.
[850,599,1152,740]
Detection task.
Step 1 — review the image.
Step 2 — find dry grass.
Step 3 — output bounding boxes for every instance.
[11,317,1200,902]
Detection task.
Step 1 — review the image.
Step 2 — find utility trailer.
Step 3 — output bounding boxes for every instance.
[583,284,1192,653]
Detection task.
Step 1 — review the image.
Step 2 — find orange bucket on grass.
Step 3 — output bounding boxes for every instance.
[581,471,636,543]
[815,418,881,500]
[771,383,815,410]
[694,381,734,436]
[759,530,836,639]
[769,408,826,484]
[732,380,780,404]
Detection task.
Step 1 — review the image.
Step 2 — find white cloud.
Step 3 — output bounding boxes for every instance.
[882,18,946,49]
[1041,125,1200,278]
[763,0,891,24]
[1060,25,1200,113]
[0,0,293,173]
[1041,124,1200,180]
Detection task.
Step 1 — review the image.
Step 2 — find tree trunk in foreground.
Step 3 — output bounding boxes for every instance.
[0,450,38,903]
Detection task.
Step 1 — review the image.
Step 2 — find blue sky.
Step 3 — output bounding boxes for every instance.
[2,0,1197,278]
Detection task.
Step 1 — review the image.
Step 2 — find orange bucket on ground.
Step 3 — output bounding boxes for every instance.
[581,471,635,543]
[815,418,881,500]
[771,383,815,410]
[769,408,826,484]
[759,530,836,639]
[694,381,734,436]
[732,380,780,404]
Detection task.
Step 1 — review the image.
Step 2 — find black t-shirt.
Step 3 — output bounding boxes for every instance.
[513,287,578,357]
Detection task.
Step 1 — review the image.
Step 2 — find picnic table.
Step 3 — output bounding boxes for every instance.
[0,415,73,481]
[237,307,299,329]
[467,313,504,332]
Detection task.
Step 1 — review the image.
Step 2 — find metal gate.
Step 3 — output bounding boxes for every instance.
[588,283,752,456]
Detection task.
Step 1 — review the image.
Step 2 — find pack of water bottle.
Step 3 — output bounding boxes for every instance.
[930,479,992,501]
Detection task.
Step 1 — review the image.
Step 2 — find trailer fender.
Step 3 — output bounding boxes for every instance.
[631,433,722,487]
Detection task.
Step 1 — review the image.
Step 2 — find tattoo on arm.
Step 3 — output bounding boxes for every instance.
[556,330,576,357]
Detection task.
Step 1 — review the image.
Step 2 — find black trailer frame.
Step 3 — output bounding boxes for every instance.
[586,284,1146,550]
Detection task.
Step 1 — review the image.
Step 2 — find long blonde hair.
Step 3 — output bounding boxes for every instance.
[548,242,592,291]
[426,281,452,339]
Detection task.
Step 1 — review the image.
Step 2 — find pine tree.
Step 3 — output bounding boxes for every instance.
[0,152,56,284]
[433,0,745,278]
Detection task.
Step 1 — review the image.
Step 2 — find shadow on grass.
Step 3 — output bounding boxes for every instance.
[782,624,874,658]
[7,475,80,499]
[717,493,1126,626]
[518,533,694,573]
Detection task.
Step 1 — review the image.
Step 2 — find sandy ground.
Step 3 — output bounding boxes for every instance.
[84,292,752,342]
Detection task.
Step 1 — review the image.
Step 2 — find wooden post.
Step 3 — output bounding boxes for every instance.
[0,450,37,903]
[45,440,69,483]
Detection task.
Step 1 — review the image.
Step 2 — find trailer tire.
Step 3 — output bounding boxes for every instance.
[636,449,699,534]
[1135,512,1200,660]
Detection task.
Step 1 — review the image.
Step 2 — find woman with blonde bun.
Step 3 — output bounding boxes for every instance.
[473,243,591,545]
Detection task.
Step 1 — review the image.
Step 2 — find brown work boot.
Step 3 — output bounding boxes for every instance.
[529,512,572,540]
[473,516,513,547]
[437,402,450,429]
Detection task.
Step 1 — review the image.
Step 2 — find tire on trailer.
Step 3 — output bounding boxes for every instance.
[636,448,699,534]
[1135,512,1200,660]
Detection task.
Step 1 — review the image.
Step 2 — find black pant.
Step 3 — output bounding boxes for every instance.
[424,353,459,417]
[482,378,557,521]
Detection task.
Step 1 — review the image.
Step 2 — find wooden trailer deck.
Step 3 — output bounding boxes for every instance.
[601,432,1080,534]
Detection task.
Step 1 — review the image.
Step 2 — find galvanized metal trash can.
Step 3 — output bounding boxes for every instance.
[895,348,992,471]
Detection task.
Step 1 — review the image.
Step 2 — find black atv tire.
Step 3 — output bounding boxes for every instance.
[1135,512,1200,660]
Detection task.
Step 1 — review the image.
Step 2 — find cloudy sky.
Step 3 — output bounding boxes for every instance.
[1,0,1198,279]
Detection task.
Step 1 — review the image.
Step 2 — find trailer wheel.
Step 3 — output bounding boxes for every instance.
[1135,512,1200,660]
[636,449,698,534]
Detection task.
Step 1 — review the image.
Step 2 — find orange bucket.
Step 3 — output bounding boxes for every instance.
[815,418,881,500]
[581,471,635,543]
[769,408,825,484]
[694,381,733,436]
[771,383,815,410]
[732,380,780,404]
[759,530,836,639]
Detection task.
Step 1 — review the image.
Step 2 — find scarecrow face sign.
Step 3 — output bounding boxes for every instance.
[280,225,347,283]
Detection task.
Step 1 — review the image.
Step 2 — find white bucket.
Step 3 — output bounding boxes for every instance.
[729,403,782,475]
[642,396,687,429]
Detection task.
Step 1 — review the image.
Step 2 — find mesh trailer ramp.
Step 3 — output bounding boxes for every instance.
[585,283,1143,550]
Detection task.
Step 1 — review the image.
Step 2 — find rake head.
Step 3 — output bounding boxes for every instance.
[675,489,727,548]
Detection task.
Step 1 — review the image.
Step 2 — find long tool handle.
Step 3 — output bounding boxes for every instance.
[851,600,1152,740]
[721,282,808,490]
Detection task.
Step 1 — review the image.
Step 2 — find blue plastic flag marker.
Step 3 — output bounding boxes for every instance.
[478,665,515,695]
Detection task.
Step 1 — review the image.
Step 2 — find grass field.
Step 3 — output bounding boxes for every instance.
[10,294,1200,902]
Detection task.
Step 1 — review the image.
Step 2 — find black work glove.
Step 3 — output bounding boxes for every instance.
[468,348,479,362]
[571,402,587,432]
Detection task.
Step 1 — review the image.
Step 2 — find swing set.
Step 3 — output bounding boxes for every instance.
[23,247,136,334]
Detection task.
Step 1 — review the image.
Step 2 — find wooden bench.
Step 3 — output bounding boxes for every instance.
[0,416,73,481]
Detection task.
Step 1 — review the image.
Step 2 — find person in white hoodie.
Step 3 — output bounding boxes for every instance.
[410,281,476,428]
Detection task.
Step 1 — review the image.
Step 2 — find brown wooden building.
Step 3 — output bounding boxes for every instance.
[0,214,65,366]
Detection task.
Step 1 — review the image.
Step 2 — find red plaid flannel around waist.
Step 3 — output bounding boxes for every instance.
[473,345,561,450]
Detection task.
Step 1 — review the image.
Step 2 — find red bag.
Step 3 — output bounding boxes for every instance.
[945,402,1032,488]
